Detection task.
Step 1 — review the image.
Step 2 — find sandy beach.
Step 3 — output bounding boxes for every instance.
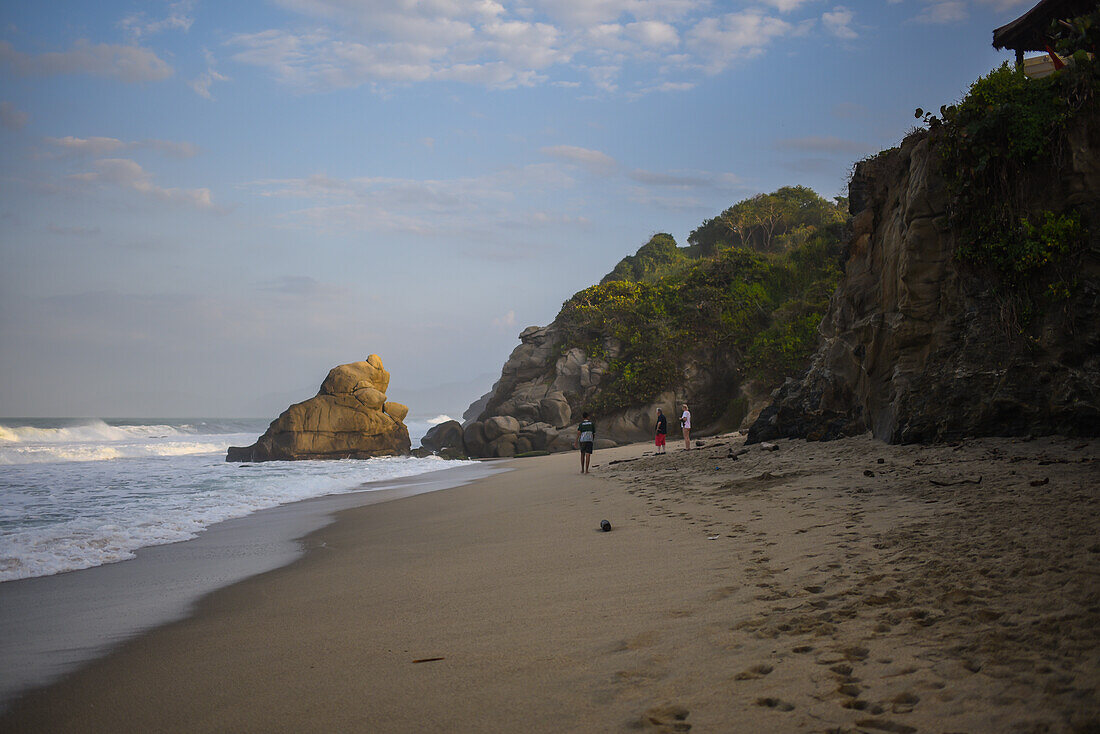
[2,434,1097,733]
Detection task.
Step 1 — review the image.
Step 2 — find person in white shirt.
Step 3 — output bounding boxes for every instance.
[680,404,691,450]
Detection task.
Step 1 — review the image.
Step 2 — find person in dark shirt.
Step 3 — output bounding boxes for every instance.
[575,412,595,474]
[654,408,667,454]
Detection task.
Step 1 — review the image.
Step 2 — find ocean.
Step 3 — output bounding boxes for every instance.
[0,416,457,582]
[0,415,495,708]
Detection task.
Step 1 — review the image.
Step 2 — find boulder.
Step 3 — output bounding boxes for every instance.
[519,422,558,451]
[538,396,571,428]
[483,415,520,441]
[489,434,517,457]
[421,420,464,453]
[227,355,411,461]
[548,432,576,452]
[384,401,409,423]
[463,421,490,458]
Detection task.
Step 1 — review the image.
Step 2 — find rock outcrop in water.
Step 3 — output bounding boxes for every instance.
[227,355,411,461]
[749,111,1100,444]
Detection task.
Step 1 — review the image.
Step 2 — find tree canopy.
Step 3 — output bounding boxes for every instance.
[558,186,846,417]
[688,185,845,255]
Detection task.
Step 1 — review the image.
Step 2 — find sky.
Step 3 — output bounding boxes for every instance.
[0,0,1025,419]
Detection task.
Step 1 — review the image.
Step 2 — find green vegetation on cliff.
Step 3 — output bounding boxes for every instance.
[686,185,846,256]
[557,188,845,416]
[599,233,688,285]
[917,14,1098,322]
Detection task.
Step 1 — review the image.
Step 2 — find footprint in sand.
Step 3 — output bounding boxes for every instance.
[890,691,920,714]
[706,585,740,602]
[733,663,774,680]
[754,697,795,711]
[636,704,691,732]
[837,682,862,697]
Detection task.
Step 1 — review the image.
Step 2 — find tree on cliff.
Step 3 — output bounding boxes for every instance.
[688,186,845,254]
[600,233,688,284]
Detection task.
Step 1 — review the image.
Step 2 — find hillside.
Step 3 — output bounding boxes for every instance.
[427,188,846,458]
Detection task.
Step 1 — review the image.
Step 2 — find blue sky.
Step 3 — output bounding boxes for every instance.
[1,0,1023,418]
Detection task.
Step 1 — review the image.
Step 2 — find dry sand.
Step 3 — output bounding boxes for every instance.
[2,434,1097,733]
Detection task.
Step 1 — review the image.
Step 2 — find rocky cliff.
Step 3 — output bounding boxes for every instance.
[436,323,763,458]
[439,196,846,459]
[749,108,1100,443]
[227,355,411,461]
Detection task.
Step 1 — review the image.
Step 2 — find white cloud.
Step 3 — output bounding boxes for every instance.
[45,136,200,158]
[190,50,230,100]
[541,145,619,175]
[975,0,1032,10]
[631,79,695,96]
[47,136,128,156]
[822,6,857,39]
[759,0,816,12]
[255,275,348,299]
[492,310,517,328]
[476,20,565,68]
[531,0,700,27]
[0,39,173,82]
[625,20,679,48]
[686,11,793,72]
[912,1,968,24]
[230,0,814,93]
[245,164,575,237]
[0,101,29,130]
[70,158,215,209]
[143,139,200,157]
[118,0,195,39]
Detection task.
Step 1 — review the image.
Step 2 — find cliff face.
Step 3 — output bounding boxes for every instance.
[750,116,1100,443]
[227,355,411,461]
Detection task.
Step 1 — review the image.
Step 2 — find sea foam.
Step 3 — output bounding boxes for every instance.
[0,418,468,582]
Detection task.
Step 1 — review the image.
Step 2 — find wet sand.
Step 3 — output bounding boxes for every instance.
[2,434,1097,733]
[0,462,505,709]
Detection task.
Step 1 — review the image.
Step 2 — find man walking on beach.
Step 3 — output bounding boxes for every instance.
[680,404,691,450]
[654,408,667,454]
[575,412,595,474]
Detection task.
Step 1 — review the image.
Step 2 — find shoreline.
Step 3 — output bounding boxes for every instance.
[0,460,507,710]
[2,434,1097,732]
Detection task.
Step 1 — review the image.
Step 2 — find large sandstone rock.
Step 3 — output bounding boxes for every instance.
[227,355,411,461]
[749,118,1100,444]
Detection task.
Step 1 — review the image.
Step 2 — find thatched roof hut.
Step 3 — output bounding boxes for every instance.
[992,0,1096,65]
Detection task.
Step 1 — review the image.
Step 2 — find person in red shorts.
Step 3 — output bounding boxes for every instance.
[654,408,667,454]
